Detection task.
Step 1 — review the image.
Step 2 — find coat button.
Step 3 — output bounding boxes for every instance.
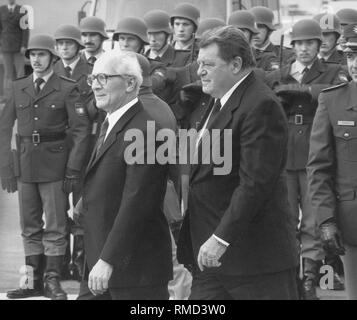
[298,105,302,109]
[344,132,350,138]
[34,105,38,108]
[34,117,39,121]
[298,130,303,135]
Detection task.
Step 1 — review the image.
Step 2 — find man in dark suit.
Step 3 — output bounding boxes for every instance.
[177,26,298,300]
[77,50,172,300]
[0,0,29,98]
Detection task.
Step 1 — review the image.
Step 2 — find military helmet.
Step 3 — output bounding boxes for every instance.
[135,53,152,87]
[113,17,149,44]
[144,10,172,34]
[343,24,357,52]
[170,3,200,29]
[250,6,276,31]
[54,25,85,48]
[228,10,259,35]
[336,8,357,26]
[196,18,226,39]
[313,13,341,36]
[290,19,323,44]
[25,34,58,58]
[79,16,109,39]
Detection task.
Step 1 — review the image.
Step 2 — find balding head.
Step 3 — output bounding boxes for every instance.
[91,50,143,113]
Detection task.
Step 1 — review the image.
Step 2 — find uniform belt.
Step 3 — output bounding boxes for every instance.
[288,115,313,125]
[19,133,66,144]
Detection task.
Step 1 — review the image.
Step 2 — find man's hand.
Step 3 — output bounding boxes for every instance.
[197,235,228,272]
[88,259,113,296]
[1,166,17,193]
[63,168,81,194]
[320,221,346,256]
[20,46,27,55]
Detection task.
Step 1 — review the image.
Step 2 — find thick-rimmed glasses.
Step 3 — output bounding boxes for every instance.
[87,73,126,87]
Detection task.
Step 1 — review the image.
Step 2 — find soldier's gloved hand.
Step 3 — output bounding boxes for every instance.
[179,82,203,108]
[63,169,81,194]
[275,84,312,100]
[0,165,17,193]
[320,220,346,256]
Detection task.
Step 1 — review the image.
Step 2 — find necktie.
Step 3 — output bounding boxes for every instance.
[94,118,109,158]
[65,66,72,78]
[88,56,97,65]
[34,78,45,95]
[206,99,222,129]
[301,67,309,83]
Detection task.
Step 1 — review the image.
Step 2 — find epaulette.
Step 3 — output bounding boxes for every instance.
[14,75,28,81]
[59,75,76,83]
[322,82,348,93]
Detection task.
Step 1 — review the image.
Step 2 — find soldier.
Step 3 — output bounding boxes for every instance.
[0,34,90,300]
[228,10,277,71]
[79,16,109,64]
[144,9,191,67]
[170,2,200,61]
[266,19,348,300]
[250,6,294,68]
[313,13,346,65]
[53,24,97,282]
[336,8,357,51]
[308,24,357,300]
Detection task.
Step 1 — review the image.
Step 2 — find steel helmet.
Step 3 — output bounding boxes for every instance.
[228,10,259,34]
[54,25,85,48]
[79,16,109,39]
[113,17,149,44]
[343,24,357,52]
[336,8,357,26]
[290,19,323,44]
[144,10,172,34]
[25,34,58,58]
[135,53,152,87]
[250,6,276,31]
[313,13,341,37]
[170,3,200,29]
[196,18,226,39]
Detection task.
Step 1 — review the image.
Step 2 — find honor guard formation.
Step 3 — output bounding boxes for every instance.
[1,0,357,300]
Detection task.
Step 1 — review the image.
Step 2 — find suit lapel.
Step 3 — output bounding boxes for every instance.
[21,75,37,100]
[72,57,91,81]
[86,102,143,174]
[302,59,324,84]
[161,45,175,66]
[190,72,256,182]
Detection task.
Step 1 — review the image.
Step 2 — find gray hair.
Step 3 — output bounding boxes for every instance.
[94,49,143,93]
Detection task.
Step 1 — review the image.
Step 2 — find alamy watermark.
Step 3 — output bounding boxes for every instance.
[19,5,34,30]
[123,121,233,176]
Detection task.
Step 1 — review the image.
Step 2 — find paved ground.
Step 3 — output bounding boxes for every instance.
[0,187,348,301]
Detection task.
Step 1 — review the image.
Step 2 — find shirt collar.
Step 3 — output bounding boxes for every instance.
[84,50,104,61]
[291,60,314,75]
[33,70,54,84]
[8,4,16,10]
[64,56,81,72]
[147,44,169,59]
[220,72,252,109]
[174,39,194,51]
[105,97,139,138]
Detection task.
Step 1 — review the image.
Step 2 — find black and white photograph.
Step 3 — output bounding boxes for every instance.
[0,0,357,305]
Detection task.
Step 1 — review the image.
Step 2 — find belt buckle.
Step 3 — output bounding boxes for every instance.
[32,133,40,144]
[295,114,303,125]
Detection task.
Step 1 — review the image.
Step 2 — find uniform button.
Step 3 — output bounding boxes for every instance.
[34,105,38,108]
[298,105,302,109]
[298,130,303,135]
[344,132,350,138]
[202,103,206,106]
[33,131,38,133]
[34,117,39,121]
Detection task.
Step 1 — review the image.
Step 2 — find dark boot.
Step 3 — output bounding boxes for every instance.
[44,256,68,300]
[7,255,45,299]
[71,235,85,282]
[61,233,72,280]
[301,258,321,300]
[324,254,345,291]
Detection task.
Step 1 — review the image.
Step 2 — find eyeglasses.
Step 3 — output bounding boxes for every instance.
[87,73,126,87]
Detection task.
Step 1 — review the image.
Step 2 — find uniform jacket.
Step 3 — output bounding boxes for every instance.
[266,59,347,170]
[177,72,298,276]
[0,4,29,52]
[264,42,295,67]
[308,82,357,246]
[324,48,347,65]
[81,101,172,288]
[145,44,191,68]
[0,73,90,182]
[254,48,278,71]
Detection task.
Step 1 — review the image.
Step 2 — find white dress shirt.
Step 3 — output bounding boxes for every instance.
[33,71,54,91]
[147,44,169,60]
[84,50,104,62]
[290,60,313,83]
[63,57,81,75]
[104,98,139,141]
[8,4,16,12]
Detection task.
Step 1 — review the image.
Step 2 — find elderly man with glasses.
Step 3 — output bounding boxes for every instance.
[76,50,172,300]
